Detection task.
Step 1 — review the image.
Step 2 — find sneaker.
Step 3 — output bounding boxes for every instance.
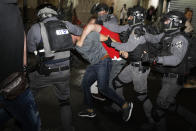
[122,102,133,122]
[78,109,96,118]
[92,93,106,101]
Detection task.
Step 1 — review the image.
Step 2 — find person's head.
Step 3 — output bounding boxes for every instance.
[185,8,193,22]
[148,6,155,15]
[36,3,58,21]
[127,5,146,26]
[90,3,109,16]
[161,10,186,33]
[123,4,126,8]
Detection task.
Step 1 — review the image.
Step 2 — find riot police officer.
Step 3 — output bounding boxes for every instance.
[27,3,82,131]
[143,10,196,131]
[104,6,156,128]
[90,2,118,25]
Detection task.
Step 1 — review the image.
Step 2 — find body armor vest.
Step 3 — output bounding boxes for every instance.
[37,20,72,70]
[44,20,73,52]
[126,25,148,62]
[152,34,188,74]
[128,44,147,62]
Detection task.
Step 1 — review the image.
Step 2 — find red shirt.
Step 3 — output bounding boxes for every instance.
[100,26,121,59]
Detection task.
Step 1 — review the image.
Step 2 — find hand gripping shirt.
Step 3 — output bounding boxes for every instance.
[100,26,122,60]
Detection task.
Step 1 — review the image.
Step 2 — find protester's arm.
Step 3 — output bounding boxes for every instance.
[75,32,100,53]
[77,24,102,47]
[100,34,116,42]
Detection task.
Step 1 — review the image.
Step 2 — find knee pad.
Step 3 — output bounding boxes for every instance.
[151,106,167,122]
[157,96,175,110]
[136,92,148,104]
[168,103,178,112]
[58,99,70,107]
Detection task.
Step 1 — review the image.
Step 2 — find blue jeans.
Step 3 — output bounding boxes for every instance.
[82,58,125,109]
[0,89,41,131]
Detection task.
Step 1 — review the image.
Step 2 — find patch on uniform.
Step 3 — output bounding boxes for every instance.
[173,41,183,48]
[56,29,69,35]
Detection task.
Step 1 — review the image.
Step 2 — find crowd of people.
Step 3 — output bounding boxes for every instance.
[0,1,196,131]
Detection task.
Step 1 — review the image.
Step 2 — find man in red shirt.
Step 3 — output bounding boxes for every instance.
[77,19,127,111]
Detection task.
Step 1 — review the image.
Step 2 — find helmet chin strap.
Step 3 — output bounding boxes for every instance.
[132,16,144,26]
[164,20,178,32]
[133,16,136,25]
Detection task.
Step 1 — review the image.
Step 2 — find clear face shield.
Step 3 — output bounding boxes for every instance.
[163,15,182,32]
[128,11,144,26]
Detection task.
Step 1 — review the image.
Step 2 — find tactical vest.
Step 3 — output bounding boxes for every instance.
[126,25,149,62]
[36,20,72,75]
[37,20,73,59]
[152,33,188,74]
[128,43,147,62]
[44,20,74,52]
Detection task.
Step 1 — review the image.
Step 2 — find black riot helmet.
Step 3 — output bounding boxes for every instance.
[127,6,146,26]
[161,10,186,33]
[90,2,109,14]
[37,3,58,21]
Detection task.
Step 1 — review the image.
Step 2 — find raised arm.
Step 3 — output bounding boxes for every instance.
[77,23,102,46]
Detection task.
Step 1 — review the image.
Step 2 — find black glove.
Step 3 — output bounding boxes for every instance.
[141,53,158,65]
[134,27,145,37]
[104,37,112,47]
[119,29,131,43]
[145,25,159,34]
[95,20,103,25]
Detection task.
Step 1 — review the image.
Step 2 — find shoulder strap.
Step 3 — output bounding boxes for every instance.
[39,22,54,58]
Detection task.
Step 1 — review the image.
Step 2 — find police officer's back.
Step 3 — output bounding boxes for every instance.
[27,3,82,131]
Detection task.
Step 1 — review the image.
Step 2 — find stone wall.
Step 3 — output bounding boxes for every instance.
[18,0,155,24]
[75,0,140,24]
[75,0,100,24]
